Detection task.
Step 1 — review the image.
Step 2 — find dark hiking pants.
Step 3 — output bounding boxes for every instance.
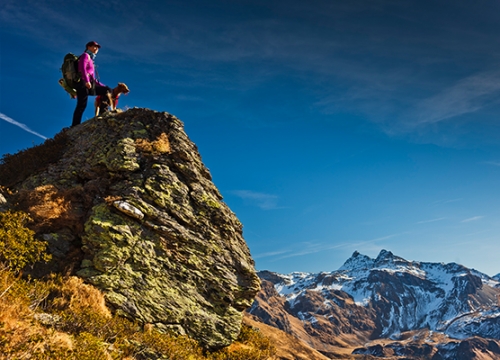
[72,83,112,127]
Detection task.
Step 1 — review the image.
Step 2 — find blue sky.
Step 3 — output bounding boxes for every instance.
[2,0,500,276]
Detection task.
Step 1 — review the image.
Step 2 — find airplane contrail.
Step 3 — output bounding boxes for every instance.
[0,112,47,140]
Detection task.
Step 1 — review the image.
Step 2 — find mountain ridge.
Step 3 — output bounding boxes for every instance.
[249,249,500,359]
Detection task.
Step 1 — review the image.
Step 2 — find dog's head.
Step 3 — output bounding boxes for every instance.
[116,83,130,95]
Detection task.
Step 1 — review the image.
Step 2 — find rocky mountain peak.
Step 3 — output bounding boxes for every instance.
[340,249,410,272]
[249,251,500,358]
[373,249,410,267]
[375,248,394,261]
[0,108,260,349]
[339,250,374,271]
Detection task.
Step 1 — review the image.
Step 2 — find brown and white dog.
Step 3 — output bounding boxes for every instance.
[94,83,130,117]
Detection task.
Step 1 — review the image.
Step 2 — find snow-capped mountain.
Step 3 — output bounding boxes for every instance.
[248,250,500,359]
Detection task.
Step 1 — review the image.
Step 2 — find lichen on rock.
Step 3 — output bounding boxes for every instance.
[0,108,260,349]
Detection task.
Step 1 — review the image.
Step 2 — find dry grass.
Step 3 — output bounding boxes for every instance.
[16,184,87,234]
[18,185,71,226]
[243,314,330,360]
[46,276,111,318]
[0,268,276,359]
[0,131,68,187]
[208,323,276,360]
[0,270,75,359]
[135,132,171,154]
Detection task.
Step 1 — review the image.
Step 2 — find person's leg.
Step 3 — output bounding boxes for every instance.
[72,85,89,127]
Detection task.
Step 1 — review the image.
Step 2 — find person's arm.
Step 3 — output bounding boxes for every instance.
[78,53,93,89]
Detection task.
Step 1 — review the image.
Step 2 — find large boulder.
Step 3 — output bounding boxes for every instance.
[0,108,260,349]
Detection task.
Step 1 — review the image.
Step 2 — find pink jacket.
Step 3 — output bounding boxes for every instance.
[78,52,105,87]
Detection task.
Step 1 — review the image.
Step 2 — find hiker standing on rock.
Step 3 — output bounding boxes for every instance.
[72,41,112,127]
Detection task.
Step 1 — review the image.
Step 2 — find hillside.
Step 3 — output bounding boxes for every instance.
[248,250,500,359]
[243,313,331,360]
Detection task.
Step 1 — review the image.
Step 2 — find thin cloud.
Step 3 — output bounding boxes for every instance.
[271,233,404,261]
[461,216,484,223]
[0,113,47,140]
[433,198,462,205]
[408,71,500,127]
[273,241,335,261]
[417,217,446,224]
[257,240,349,261]
[230,190,280,210]
[483,161,500,167]
[344,233,406,251]
[366,233,404,242]
[253,249,293,259]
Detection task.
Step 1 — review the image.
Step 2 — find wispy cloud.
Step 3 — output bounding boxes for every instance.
[277,241,337,260]
[433,198,462,205]
[230,190,281,210]
[483,161,500,167]
[257,233,404,261]
[253,249,292,259]
[417,217,446,224]
[406,71,500,127]
[0,113,47,140]
[254,241,332,261]
[461,216,484,223]
[317,67,500,139]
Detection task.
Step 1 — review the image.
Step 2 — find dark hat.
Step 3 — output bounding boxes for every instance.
[86,41,101,48]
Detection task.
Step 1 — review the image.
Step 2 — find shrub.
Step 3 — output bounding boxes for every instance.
[0,210,51,272]
[0,270,276,360]
[207,325,276,360]
[135,132,171,154]
[0,270,74,360]
[126,330,204,360]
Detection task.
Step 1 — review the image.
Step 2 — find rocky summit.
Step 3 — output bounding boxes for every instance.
[0,108,260,349]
